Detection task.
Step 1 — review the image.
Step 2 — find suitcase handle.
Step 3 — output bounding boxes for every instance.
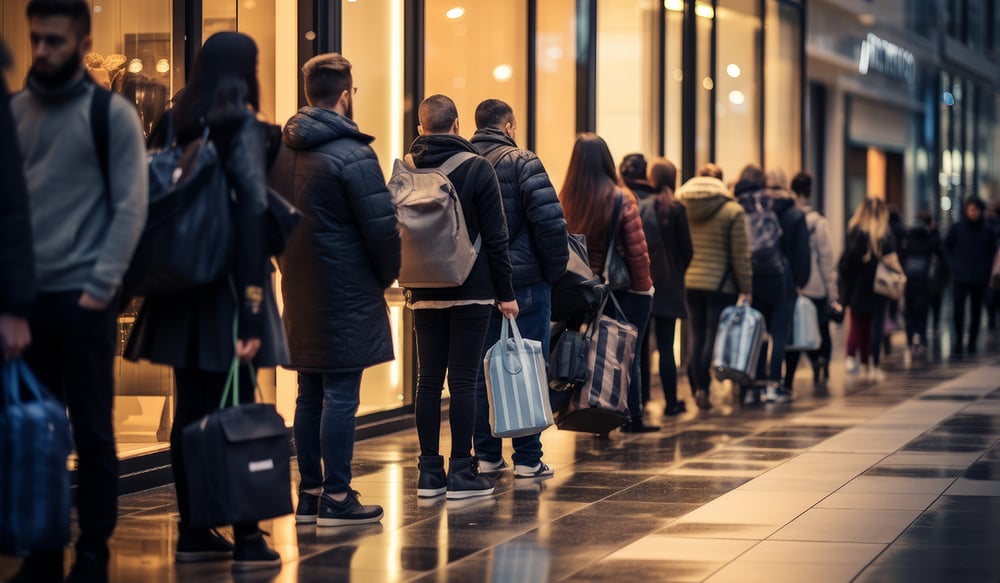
[2,360,47,406]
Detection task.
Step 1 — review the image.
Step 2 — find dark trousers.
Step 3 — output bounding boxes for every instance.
[785,296,831,387]
[847,300,887,366]
[952,282,986,353]
[653,316,680,406]
[474,283,550,467]
[639,326,652,405]
[414,304,492,460]
[905,287,930,346]
[686,290,736,393]
[21,291,119,568]
[171,367,256,535]
[294,371,364,494]
[753,297,795,384]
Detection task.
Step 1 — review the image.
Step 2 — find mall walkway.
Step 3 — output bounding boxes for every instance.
[2,330,999,583]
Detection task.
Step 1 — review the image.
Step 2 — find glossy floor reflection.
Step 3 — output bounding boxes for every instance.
[2,331,999,583]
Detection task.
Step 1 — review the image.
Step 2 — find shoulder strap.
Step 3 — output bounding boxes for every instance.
[438,151,477,175]
[90,86,112,203]
[602,191,625,280]
[484,145,518,168]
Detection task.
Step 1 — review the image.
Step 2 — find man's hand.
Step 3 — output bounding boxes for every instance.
[235,338,261,362]
[78,292,109,311]
[497,300,519,320]
[0,314,31,361]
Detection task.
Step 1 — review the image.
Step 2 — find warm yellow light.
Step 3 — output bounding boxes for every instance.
[728,90,745,105]
[695,2,714,18]
[726,63,741,78]
[664,0,684,11]
[155,59,170,73]
[702,77,714,91]
[493,64,513,82]
[446,7,465,19]
[127,58,143,73]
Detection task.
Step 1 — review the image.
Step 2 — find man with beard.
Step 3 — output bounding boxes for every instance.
[270,53,400,526]
[9,1,147,581]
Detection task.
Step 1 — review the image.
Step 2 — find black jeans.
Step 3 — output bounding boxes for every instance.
[785,296,830,387]
[21,291,119,565]
[171,366,256,534]
[753,296,795,384]
[653,316,679,406]
[686,290,737,393]
[905,287,930,346]
[413,304,492,460]
[952,282,986,353]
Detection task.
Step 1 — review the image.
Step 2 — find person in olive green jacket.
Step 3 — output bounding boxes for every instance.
[676,175,752,409]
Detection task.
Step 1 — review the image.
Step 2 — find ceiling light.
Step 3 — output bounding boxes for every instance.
[664,0,683,11]
[493,64,513,82]
[446,7,465,19]
[727,64,741,78]
[729,90,745,105]
[695,2,714,18]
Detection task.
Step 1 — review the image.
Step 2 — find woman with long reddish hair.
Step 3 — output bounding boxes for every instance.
[558,134,655,432]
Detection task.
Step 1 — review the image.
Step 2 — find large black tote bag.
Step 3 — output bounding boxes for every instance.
[0,360,73,555]
[182,347,292,528]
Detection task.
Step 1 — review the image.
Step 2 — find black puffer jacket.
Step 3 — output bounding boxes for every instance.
[943,218,997,286]
[405,134,515,304]
[0,52,34,317]
[270,107,401,373]
[470,128,568,287]
[738,193,811,302]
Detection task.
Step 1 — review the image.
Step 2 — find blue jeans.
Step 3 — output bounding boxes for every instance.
[474,282,551,467]
[611,291,652,419]
[294,371,364,494]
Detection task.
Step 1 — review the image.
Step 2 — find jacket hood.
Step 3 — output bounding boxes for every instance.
[470,127,516,151]
[409,133,477,167]
[677,176,732,221]
[772,197,796,215]
[282,107,374,150]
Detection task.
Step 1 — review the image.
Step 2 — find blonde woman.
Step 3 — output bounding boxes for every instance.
[838,197,902,382]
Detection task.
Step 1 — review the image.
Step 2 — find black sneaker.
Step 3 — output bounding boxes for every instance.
[446,457,495,500]
[231,531,281,573]
[175,528,234,563]
[417,455,447,498]
[295,490,320,524]
[317,491,384,527]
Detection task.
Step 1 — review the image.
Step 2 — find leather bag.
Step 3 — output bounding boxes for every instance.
[603,192,632,290]
[0,360,72,555]
[182,331,292,528]
[874,257,907,301]
[550,234,607,322]
[483,317,554,438]
[548,321,591,392]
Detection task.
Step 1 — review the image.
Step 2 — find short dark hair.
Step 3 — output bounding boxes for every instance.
[302,53,352,108]
[791,171,812,198]
[697,163,723,181]
[619,153,647,181]
[474,99,513,130]
[419,94,458,134]
[27,0,90,38]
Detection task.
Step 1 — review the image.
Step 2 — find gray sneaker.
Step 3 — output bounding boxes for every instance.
[317,491,384,527]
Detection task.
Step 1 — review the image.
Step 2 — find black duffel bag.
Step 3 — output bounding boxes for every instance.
[182,356,292,528]
[551,234,607,322]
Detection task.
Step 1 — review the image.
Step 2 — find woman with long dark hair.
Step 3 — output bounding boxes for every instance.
[639,158,693,416]
[126,32,288,572]
[559,133,654,432]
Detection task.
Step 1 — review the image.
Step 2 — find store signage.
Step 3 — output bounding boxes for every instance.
[858,33,916,84]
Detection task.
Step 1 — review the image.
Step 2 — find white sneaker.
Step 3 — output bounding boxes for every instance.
[845,356,860,375]
[514,462,554,479]
[477,458,508,475]
[867,366,885,383]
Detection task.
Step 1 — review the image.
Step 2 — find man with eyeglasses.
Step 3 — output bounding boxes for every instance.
[8,1,147,581]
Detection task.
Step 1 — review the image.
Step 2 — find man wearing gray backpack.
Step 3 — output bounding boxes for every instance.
[469,99,568,480]
[399,94,518,500]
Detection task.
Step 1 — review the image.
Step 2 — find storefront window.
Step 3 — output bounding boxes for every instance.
[424,1,528,150]
[664,5,683,172]
[715,0,760,175]
[596,0,659,164]
[764,0,801,173]
[696,4,712,171]
[535,0,576,191]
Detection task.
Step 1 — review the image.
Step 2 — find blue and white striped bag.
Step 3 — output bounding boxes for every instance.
[484,318,554,438]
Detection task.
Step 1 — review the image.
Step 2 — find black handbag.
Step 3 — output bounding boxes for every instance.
[827,300,845,324]
[126,128,234,297]
[548,321,591,392]
[266,187,302,256]
[0,360,73,555]
[182,343,292,529]
[551,234,607,322]
[603,192,632,290]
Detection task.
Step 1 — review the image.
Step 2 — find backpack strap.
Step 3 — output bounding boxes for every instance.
[484,145,517,168]
[437,151,477,175]
[89,85,112,205]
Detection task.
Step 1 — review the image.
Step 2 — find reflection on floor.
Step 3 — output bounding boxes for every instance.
[2,330,999,583]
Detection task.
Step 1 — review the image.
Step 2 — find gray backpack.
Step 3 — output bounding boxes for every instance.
[388,152,481,288]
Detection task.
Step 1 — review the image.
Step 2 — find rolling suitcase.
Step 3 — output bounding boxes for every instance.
[712,302,767,385]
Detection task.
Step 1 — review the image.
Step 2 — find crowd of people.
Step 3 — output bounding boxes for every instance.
[2,1,1000,581]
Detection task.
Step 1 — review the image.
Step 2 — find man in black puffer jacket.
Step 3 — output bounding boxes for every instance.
[270,53,400,527]
[470,99,568,480]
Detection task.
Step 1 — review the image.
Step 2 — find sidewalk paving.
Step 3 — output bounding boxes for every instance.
[2,331,999,582]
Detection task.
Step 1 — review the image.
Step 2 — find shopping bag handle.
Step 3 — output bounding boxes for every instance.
[219,313,262,410]
[499,315,525,375]
[2,359,47,407]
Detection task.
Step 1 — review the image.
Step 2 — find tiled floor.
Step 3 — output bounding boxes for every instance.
[2,330,999,583]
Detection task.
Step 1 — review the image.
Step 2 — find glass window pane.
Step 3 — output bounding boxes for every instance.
[424,1,528,150]
[763,0,801,173]
[536,0,577,191]
[716,0,761,175]
[664,7,683,172]
[697,6,712,170]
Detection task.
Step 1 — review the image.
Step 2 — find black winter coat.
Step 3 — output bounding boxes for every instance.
[903,225,941,296]
[639,197,693,319]
[943,219,997,286]
[740,195,810,302]
[404,134,515,304]
[470,128,568,287]
[838,229,896,316]
[0,60,35,317]
[270,107,401,373]
[126,110,289,372]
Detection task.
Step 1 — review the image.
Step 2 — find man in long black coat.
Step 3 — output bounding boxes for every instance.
[270,53,401,527]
